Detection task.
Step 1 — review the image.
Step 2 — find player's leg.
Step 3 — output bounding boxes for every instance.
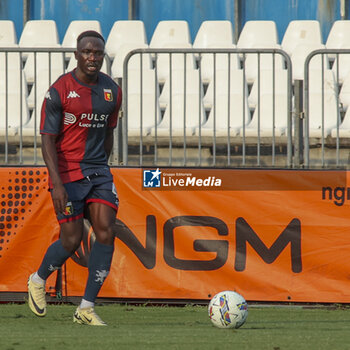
[84,201,116,302]
[73,202,116,326]
[28,219,84,317]
[28,180,88,317]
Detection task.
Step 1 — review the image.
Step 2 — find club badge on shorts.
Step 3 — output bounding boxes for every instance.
[104,89,113,102]
[64,201,73,216]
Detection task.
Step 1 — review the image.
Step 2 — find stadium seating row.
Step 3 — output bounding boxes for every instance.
[0,61,345,140]
[0,19,350,140]
[2,18,350,53]
[2,18,350,80]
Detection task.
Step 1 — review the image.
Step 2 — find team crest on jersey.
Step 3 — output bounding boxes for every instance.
[64,202,73,216]
[104,89,113,102]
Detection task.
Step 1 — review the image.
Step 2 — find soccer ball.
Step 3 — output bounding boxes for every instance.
[208,290,248,329]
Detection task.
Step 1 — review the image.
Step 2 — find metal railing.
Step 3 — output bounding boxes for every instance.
[304,48,350,168]
[4,46,350,169]
[120,48,293,168]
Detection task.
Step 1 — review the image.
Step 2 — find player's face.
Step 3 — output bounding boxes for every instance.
[75,36,105,82]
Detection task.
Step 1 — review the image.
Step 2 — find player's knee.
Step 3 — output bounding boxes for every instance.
[61,235,82,254]
[95,226,114,245]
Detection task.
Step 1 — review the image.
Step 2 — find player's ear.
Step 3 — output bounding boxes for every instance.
[74,50,78,59]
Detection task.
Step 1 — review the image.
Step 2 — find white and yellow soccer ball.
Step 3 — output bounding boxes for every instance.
[208,290,248,329]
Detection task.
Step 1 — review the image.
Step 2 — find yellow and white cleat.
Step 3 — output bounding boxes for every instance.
[27,273,47,317]
[73,306,107,326]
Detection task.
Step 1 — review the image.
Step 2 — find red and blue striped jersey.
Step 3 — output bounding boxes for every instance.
[40,69,122,184]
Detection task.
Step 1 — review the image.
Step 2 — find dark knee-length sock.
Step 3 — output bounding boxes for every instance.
[37,239,72,280]
[83,240,114,303]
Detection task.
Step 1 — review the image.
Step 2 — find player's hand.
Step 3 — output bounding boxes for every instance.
[51,184,68,215]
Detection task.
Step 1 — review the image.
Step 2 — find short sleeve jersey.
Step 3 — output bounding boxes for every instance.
[40,69,122,184]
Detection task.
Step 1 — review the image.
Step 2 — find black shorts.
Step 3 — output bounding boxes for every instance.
[53,169,119,224]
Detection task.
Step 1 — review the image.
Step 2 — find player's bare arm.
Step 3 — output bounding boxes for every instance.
[104,128,114,159]
[41,133,68,214]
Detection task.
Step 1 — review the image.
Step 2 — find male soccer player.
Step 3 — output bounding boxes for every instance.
[27,30,122,326]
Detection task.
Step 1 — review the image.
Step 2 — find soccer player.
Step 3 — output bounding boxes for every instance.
[27,30,122,326]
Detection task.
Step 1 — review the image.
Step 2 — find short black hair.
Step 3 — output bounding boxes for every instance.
[77,30,105,45]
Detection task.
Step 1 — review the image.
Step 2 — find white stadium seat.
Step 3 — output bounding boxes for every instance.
[24,51,65,84]
[244,69,290,137]
[111,43,150,80]
[126,69,161,137]
[202,67,248,109]
[193,20,234,47]
[0,20,18,45]
[158,67,204,109]
[281,20,322,56]
[153,42,196,84]
[26,53,65,136]
[326,20,350,74]
[20,21,64,125]
[151,69,205,137]
[196,46,239,85]
[243,94,289,138]
[198,69,250,137]
[290,43,328,81]
[19,20,60,47]
[248,69,289,109]
[243,43,284,84]
[307,69,339,137]
[237,20,279,48]
[326,20,350,50]
[331,105,350,138]
[0,68,29,136]
[62,20,102,47]
[106,20,148,59]
[151,94,205,137]
[331,53,350,84]
[0,18,28,135]
[19,20,61,68]
[150,21,193,84]
[193,20,237,84]
[19,19,64,121]
[339,72,350,110]
[150,20,191,47]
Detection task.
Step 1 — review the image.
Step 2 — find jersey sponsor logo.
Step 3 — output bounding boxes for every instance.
[67,90,80,99]
[104,89,113,102]
[64,112,77,125]
[81,113,109,122]
[79,113,109,128]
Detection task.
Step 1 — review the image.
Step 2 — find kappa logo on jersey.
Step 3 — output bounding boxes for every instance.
[104,89,113,102]
[45,91,51,100]
[64,112,77,125]
[67,90,80,99]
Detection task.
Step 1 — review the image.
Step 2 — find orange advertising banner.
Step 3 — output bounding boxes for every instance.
[1,167,350,303]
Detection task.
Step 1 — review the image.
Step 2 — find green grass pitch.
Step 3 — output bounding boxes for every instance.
[1,303,350,349]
